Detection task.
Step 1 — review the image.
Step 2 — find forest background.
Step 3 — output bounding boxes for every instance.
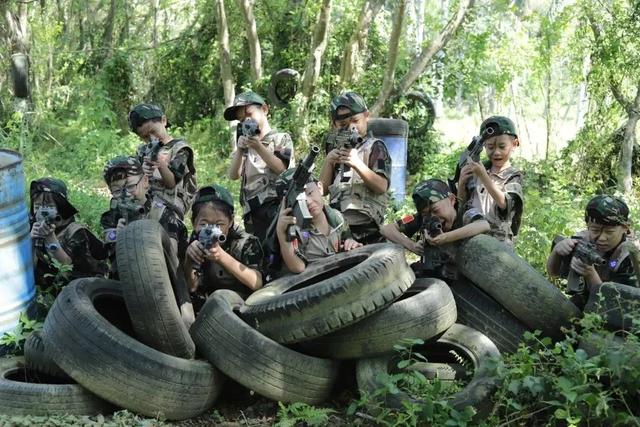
[0,0,639,425]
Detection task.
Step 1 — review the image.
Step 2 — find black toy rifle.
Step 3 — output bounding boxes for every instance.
[111,194,146,225]
[421,216,446,272]
[144,137,162,164]
[194,224,226,276]
[327,128,362,182]
[34,206,61,248]
[553,235,606,293]
[448,127,495,195]
[283,146,321,241]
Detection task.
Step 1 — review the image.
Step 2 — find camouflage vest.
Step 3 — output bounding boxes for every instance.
[575,230,639,281]
[295,207,345,263]
[148,139,196,218]
[328,136,389,227]
[58,222,106,277]
[241,131,291,215]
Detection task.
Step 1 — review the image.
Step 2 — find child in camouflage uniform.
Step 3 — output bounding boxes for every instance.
[457,116,523,247]
[101,156,188,278]
[275,169,362,274]
[319,92,391,244]
[226,91,295,243]
[29,178,107,291]
[185,185,264,311]
[381,178,490,278]
[547,195,638,307]
[128,103,197,219]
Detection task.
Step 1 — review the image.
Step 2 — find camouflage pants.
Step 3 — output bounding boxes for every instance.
[244,199,279,244]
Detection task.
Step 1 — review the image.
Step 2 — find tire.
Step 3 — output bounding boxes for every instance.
[43,278,222,420]
[584,282,640,332]
[300,278,456,359]
[268,68,300,107]
[24,331,69,379]
[0,356,112,416]
[400,91,436,137]
[241,243,415,344]
[457,235,581,340]
[116,219,195,359]
[367,118,409,138]
[356,324,501,417]
[448,278,530,354]
[191,290,339,404]
[578,332,627,358]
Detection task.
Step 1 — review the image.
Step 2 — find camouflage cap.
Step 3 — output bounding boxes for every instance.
[275,168,318,199]
[412,179,451,211]
[29,177,78,218]
[128,103,166,132]
[193,184,234,212]
[223,91,267,121]
[479,116,518,139]
[585,195,630,226]
[103,156,143,184]
[330,92,368,121]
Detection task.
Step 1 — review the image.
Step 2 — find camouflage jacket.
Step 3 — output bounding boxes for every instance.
[293,206,353,264]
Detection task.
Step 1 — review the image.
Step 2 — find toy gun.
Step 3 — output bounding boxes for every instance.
[236,119,260,152]
[144,137,163,164]
[566,236,606,293]
[33,206,61,248]
[448,126,495,195]
[421,216,446,272]
[283,145,320,242]
[327,128,363,182]
[111,195,146,225]
[194,224,226,275]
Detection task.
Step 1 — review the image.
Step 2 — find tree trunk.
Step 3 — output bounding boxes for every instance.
[236,0,262,82]
[297,0,332,122]
[575,54,590,129]
[370,0,407,117]
[214,0,236,148]
[338,0,383,89]
[102,0,116,50]
[2,0,30,105]
[152,0,159,48]
[619,85,640,195]
[373,0,472,113]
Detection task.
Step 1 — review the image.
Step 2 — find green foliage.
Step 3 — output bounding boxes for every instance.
[274,402,336,427]
[0,313,42,355]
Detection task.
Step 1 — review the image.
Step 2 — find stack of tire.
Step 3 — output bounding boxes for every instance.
[0,224,580,420]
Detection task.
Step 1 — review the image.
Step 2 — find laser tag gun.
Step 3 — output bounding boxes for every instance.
[421,216,447,272]
[194,224,227,276]
[564,236,606,294]
[236,118,260,152]
[283,146,320,242]
[144,137,163,164]
[448,126,495,195]
[327,127,363,182]
[111,194,146,225]
[33,206,61,248]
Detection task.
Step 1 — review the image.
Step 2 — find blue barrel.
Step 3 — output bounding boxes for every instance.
[368,118,409,205]
[0,150,35,338]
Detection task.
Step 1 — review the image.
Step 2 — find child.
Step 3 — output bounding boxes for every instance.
[380,179,490,278]
[226,91,295,243]
[457,116,523,247]
[275,169,362,274]
[319,92,391,244]
[100,156,188,278]
[29,178,107,290]
[547,195,638,307]
[185,185,264,311]
[128,103,197,219]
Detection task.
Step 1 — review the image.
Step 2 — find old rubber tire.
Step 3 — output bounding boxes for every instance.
[191,290,339,404]
[356,324,501,417]
[449,278,530,354]
[24,331,69,379]
[241,243,415,343]
[402,91,436,137]
[116,219,195,359]
[457,235,581,339]
[300,278,456,359]
[584,282,640,332]
[43,278,222,420]
[0,357,112,416]
[268,68,299,107]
